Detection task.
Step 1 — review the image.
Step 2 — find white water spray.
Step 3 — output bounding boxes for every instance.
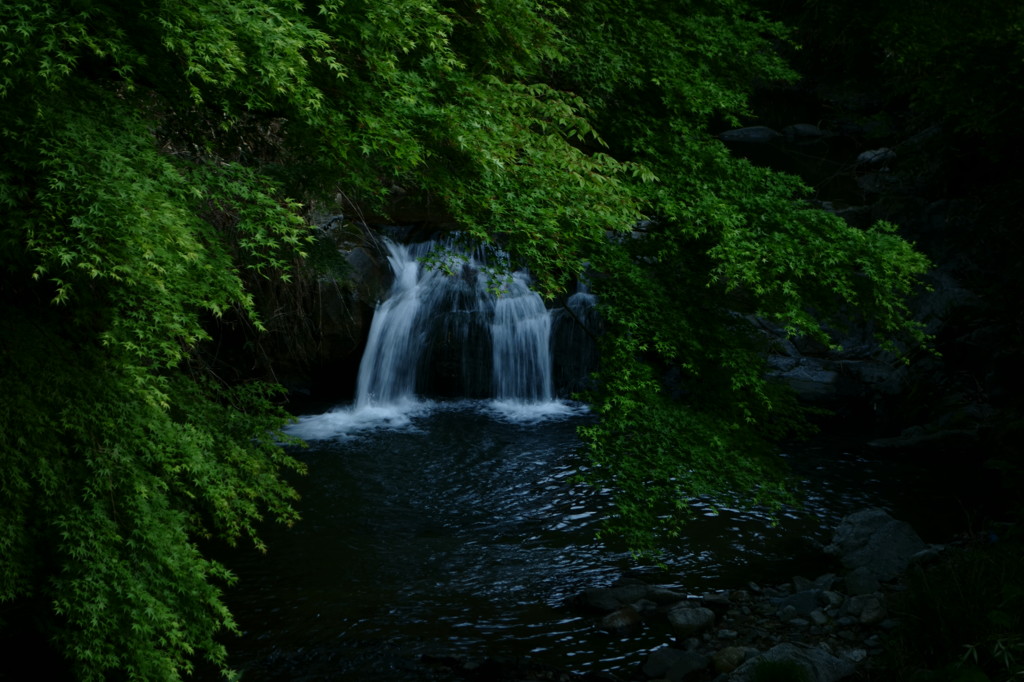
[289,238,589,438]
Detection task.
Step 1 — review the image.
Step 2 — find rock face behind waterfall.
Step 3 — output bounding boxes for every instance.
[354,237,597,406]
[242,224,600,406]
[225,218,392,402]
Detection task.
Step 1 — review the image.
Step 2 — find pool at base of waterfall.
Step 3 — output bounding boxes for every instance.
[204,399,926,682]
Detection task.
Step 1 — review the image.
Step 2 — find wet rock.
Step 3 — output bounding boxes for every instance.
[668,604,716,637]
[845,594,886,625]
[783,123,829,144]
[702,591,733,610]
[578,585,652,612]
[642,647,709,681]
[778,590,825,616]
[844,567,880,596]
[856,147,896,166]
[826,508,927,581]
[718,126,782,144]
[576,583,690,613]
[646,587,691,605]
[730,589,752,603]
[911,545,946,566]
[793,576,817,592]
[769,358,839,400]
[728,642,857,682]
[600,605,643,636]
[713,646,759,674]
[632,599,659,616]
[822,591,845,608]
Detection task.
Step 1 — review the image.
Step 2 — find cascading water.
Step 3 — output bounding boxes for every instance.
[234,239,921,682]
[357,238,560,408]
[353,242,430,407]
[291,237,591,437]
[491,271,553,404]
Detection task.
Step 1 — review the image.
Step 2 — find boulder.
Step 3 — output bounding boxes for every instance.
[843,566,880,596]
[826,508,927,581]
[845,594,886,625]
[600,605,643,637]
[713,646,759,674]
[728,643,856,682]
[667,604,716,637]
[777,590,826,617]
[576,583,687,612]
[783,123,829,144]
[718,126,783,144]
[577,584,651,612]
[769,358,839,400]
[856,147,896,166]
[643,647,710,681]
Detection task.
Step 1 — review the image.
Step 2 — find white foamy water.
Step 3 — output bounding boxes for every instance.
[286,399,432,440]
[485,399,589,424]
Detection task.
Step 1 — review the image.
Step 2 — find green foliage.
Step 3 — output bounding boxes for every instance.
[1,0,933,676]
[875,0,1024,138]
[885,544,1024,682]
[546,0,930,550]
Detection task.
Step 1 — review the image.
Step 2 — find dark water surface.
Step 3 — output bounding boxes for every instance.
[208,401,933,681]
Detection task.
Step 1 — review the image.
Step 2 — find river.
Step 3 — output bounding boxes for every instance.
[203,238,957,680]
[206,398,934,681]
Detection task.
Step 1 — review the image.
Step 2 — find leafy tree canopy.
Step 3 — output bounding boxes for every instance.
[1,0,928,677]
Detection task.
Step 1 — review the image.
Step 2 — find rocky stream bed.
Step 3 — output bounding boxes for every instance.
[424,508,947,682]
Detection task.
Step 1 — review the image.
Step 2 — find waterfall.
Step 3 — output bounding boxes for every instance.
[355,238,560,408]
[288,237,594,438]
[492,271,553,404]
[353,242,428,407]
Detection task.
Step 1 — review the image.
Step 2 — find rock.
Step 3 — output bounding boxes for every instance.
[778,605,798,623]
[856,147,896,166]
[911,545,946,566]
[793,576,816,592]
[822,591,845,608]
[846,594,886,625]
[859,599,886,625]
[783,123,829,144]
[647,586,691,605]
[713,646,759,674]
[728,643,857,682]
[844,566,880,596]
[769,358,839,400]
[836,358,908,396]
[718,126,782,144]
[668,605,716,637]
[703,591,733,610]
[778,590,825,616]
[600,605,643,636]
[730,589,752,603]
[826,508,927,581]
[345,245,387,301]
[632,598,659,616]
[578,584,651,612]
[643,647,710,681]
